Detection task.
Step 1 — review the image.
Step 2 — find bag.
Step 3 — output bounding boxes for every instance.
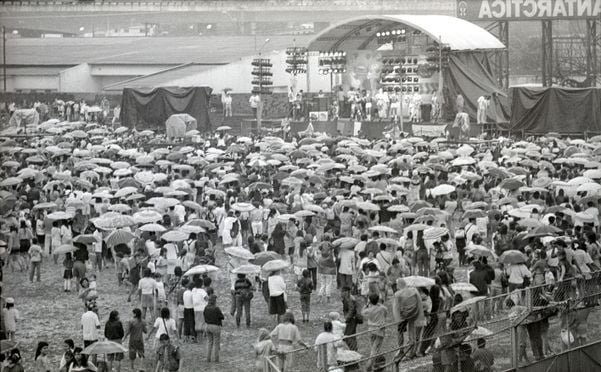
[163,345,180,371]
[230,219,240,238]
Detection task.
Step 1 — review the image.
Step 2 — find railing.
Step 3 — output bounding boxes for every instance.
[0,0,457,13]
[264,270,601,372]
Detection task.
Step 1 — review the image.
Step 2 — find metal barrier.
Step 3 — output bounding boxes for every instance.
[262,270,601,372]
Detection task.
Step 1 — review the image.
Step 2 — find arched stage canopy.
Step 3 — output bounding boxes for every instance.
[307,15,505,52]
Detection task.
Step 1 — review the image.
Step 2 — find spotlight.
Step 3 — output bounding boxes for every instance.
[376,32,381,37]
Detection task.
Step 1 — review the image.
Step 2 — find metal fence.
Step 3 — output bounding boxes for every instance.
[264,270,601,372]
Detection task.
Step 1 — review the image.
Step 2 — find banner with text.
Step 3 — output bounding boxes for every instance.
[457,0,600,20]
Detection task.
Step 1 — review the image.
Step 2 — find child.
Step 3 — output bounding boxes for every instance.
[328,312,346,339]
[297,269,314,323]
[88,274,97,290]
[63,252,74,292]
[293,230,305,261]
[155,273,167,310]
[387,258,403,294]
[2,298,19,340]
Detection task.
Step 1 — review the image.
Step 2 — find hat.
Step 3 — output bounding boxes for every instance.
[6,297,14,304]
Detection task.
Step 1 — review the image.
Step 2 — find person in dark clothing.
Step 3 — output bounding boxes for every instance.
[469,261,491,297]
[269,222,286,255]
[234,273,254,327]
[104,310,125,372]
[203,295,224,362]
[341,286,361,351]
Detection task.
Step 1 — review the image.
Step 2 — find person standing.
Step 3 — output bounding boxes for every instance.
[3,298,19,341]
[192,279,208,339]
[148,307,178,350]
[203,294,224,362]
[155,334,181,372]
[138,268,157,320]
[249,92,261,119]
[392,278,424,359]
[341,286,360,351]
[17,220,33,271]
[234,273,254,328]
[362,293,388,371]
[81,304,101,364]
[270,311,308,372]
[222,91,233,117]
[104,310,125,372]
[122,308,147,372]
[33,341,51,372]
[28,238,43,283]
[268,270,287,323]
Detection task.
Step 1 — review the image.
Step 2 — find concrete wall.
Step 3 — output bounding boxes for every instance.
[4,75,59,92]
[59,63,100,92]
[89,64,174,77]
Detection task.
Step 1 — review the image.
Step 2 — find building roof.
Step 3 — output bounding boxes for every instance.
[6,35,313,66]
[103,63,215,91]
[308,14,505,52]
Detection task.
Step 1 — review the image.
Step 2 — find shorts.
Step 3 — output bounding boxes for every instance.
[141,293,154,308]
[300,293,311,312]
[73,261,86,280]
[129,345,145,360]
[107,340,124,361]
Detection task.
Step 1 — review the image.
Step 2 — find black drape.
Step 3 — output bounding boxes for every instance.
[120,86,212,131]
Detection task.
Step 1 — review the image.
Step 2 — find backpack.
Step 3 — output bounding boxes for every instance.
[163,345,180,371]
[230,219,240,238]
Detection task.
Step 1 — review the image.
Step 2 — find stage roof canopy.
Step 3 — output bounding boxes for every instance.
[307,15,505,52]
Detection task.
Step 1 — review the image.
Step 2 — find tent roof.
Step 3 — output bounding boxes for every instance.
[307,15,505,52]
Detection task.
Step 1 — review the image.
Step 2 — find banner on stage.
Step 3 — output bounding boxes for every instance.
[411,123,446,137]
[457,0,600,20]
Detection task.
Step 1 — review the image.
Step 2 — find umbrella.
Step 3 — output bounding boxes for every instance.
[178,225,206,234]
[54,244,77,254]
[182,201,202,211]
[423,227,449,240]
[404,223,428,232]
[368,225,398,234]
[466,326,494,341]
[332,237,360,249]
[0,340,18,353]
[105,229,136,247]
[82,340,128,355]
[499,178,525,191]
[73,234,99,245]
[466,245,496,259]
[224,246,255,260]
[0,177,22,187]
[431,184,456,197]
[162,230,189,242]
[186,219,216,230]
[523,224,561,238]
[376,238,400,247]
[232,264,261,275]
[251,251,281,266]
[47,211,73,220]
[184,264,220,276]
[294,210,315,218]
[500,250,528,264]
[32,202,58,210]
[231,202,255,212]
[462,209,486,220]
[356,201,380,211]
[94,214,135,229]
[388,205,410,213]
[133,210,163,224]
[451,296,487,313]
[402,276,435,287]
[450,282,478,292]
[262,259,289,272]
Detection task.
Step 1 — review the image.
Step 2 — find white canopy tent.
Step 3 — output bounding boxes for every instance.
[307,14,505,52]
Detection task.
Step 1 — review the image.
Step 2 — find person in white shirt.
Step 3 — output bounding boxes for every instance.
[147,307,178,349]
[192,282,208,336]
[138,268,157,320]
[314,321,342,371]
[223,91,233,117]
[81,305,100,347]
[182,283,195,342]
[268,271,287,323]
[249,93,261,118]
[92,227,103,271]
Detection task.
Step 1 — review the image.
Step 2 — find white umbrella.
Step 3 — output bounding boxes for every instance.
[184,264,220,276]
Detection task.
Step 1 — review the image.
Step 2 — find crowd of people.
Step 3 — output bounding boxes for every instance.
[1,119,601,372]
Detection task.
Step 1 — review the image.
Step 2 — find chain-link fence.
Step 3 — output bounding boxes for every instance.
[263,270,601,372]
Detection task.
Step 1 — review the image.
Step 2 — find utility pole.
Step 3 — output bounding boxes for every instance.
[2,26,6,92]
